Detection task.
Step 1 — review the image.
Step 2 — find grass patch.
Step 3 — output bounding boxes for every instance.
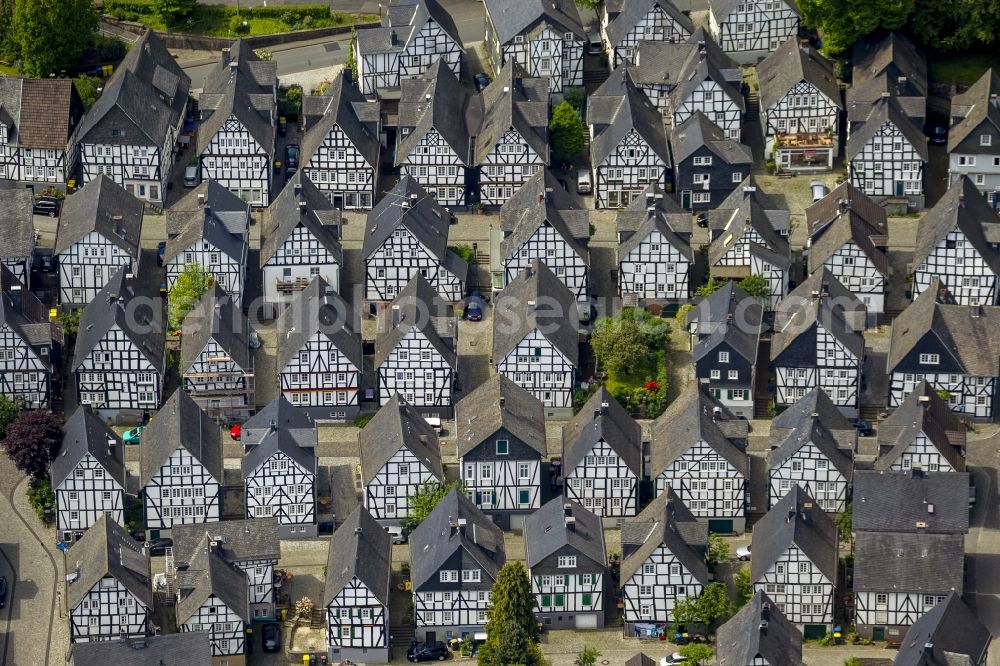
[928,54,1000,87]
[604,348,670,418]
[106,4,378,37]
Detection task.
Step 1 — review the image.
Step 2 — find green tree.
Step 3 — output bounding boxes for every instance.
[0,394,19,439]
[449,244,476,265]
[910,0,1000,53]
[550,100,586,164]
[843,658,863,666]
[168,263,214,330]
[575,647,600,666]
[573,0,599,8]
[283,84,303,116]
[478,562,542,666]
[346,29,359,81]
[27,478,55,522]
[738,274,771,303]
[591,315,649,376]
[672,583,736,629]
[564,86,585,111]
[694,276,726,298]
[707,532,730,566]
[679,644,715,665]
[74,74,101,111]
[3,409,62,481]
[401,481,461,531]
[735,567,753,606]
[11,0,98,78]
[152,0,196,24]
[835,502,853,544]
[797,0,912,55]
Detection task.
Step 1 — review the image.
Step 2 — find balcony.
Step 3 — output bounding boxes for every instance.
[275,277,311,293]
[777,132,834,148]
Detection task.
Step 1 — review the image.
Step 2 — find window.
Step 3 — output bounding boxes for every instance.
[439,570,459,582]
[799,562,810,573]
[710,369,720,379]
[727,370,738,380]
[495,439,509,455]
[462,569,481,582]
[982,134,993,146]
[557,555,577,568]
[919,353,940,365]
[731,172,743,183]
[693,156,713,166]
[718,351,729,363]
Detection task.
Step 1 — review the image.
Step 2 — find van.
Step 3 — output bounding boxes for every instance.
[577,169,592,194]
[587,33,603,55]
[384,525,407,544]
[183,165,200,187]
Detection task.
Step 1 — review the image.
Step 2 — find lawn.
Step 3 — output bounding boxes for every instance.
[928,54,1000,87]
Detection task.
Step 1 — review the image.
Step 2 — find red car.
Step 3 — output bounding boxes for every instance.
[230,424,241,440]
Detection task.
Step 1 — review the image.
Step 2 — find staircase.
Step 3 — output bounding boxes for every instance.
[390,624,415,648]
[859,404,882,423]
[310,607,325,629]
[753,395,772,420]
[745,91,760,121]
[583,66,610,92]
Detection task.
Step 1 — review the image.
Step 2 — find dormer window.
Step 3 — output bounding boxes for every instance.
[0,124,7,145]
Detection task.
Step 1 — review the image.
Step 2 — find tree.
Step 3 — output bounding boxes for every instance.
[564,86,585,111]
[694,276,726,298]
[284,84,303,115]
[573,0,599,8]
[707,532,730,566]
[478,562,542,666]
[591,315,649,376]
[3,409,61,481]
[153,0,196,24]
[346,29,359,82]
[550,100,586,164]
[401,481,461,531]
[735,567,753,607]
[910,0,1000,53]
[26,478,55,522]
[678,644,715,665]
[168,263,213,330]
[449,244,476,265]
[797,0,912,56]
[738,274,771,303]
[74,75,101,111]
[11,0,98,78]
[0,394,18,439]
[835,502,853,544]
[575,647,600,666]
[672,583,736,629]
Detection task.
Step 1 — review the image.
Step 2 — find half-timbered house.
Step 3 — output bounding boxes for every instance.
[139,390,223,538]
[68,633,211,666]
[874,380,966,473]
[670,111,752,210]
[325,506,392,664]
[0,77,84,187]
[947,68,1000,202]
[375,274,458,417]
[651,389,750,533]
[0,264,58,408]
[893,593,991,665]
[850,31,927,130]
[66,515,151,643]
[174,536,249,665]
[243,426,317,538]
[73,268,164,422]
[363,175,468,302]
[619,491,709,635]
[198,41,277,206]
[589,69,671,208]
[687,281,762,417]
[55,175,144,306]
[910,176,1000,306]
[277,277,363,421]
[410,489,506,641]
[751,486,838,638]
[0,190,34,286]
[770,385,857,449]
[52,408,127,543]
[361,393,445,523]
[353,0,462,97]
[805,181,889,322]
[300,71,381,209]
[524,498,607,629]
[172,519,281,621]
[562,388,642,521]
[709,175,792,236]
[473,62,550,207]
[757,39,842,171]
[493,260,579,415]
[71,30,190,206]
[483,0,586,94]
[771,270,865,415]
[708,0,801,63]
[847,95,927,210]
[600,0,693,67]
[716,591,805,666]
[456,374,545,528]
[242,395,314,448]
[887,280,1000,419]
[165,179,250,308]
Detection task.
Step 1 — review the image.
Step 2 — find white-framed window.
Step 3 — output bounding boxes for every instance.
[557,555,577,568]
[919,353,940,365]
[981,134,993,146]
[439,570,459,582]
[731,172,743,183]
[718,351,729,363]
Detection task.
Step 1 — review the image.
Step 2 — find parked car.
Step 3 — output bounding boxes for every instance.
[474,73,490,92]
[929,126,948,145]
[810,180,829,203]
[39,255,55,272]
[278,116,288,137]
[587,33,603,55]
[0,575,7,608]
[385,525,408,544]
[32,198,60,217]
[465,292,485,321]
[850,418,875,437]
[122,425,144,445]
[157,241,167,267]
[183,165,200,187]
[146,538,172,556]
[577,169,592,194]
[661,654,687,666]
[284,144,300,170]
[736,544,751,561]
[230,424,241,441]
[262,622,281,652]
[408,641,449,662]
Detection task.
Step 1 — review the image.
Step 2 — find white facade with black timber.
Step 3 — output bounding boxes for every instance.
[600,0,694,67]
[708,0,800,63]
[243,429,317,538]
[0,265,56,409]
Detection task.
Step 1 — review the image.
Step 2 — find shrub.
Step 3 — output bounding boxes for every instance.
[27,479,55,523]
[353,414,373,428]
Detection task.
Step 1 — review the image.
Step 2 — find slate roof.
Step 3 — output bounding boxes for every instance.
[670,111,752,166]
[73,30,190,147]
[912,176,1000,278]
[456,374,546,457]
[806,182,889,276]
[197,40,276,155]
[484,0,585,45]
[589,69,671,166]
[242,425,316,478]
[757,38,841,112]
[409,489,506,589]
[887,279,1000,377]
[55,175,144,257]
[770,387,856,450]
[807,180,887,235]
[524,498,606,568]
[180,283,252,374]
[164,179,249,266]
[846,95,929,161]
[771,269,866,361]
[624,654,657,666]
[616,182,691,239]
[261,171,342,266]
[499,193,590,267]
[360,393,445,483]
[616,204,694,265]
[300,70,380,168]
[0,264,56,362]
[396,60,472,165]
[52,407,126,489]
[853,532,964,594]
[690,282,763,364]
[374,274,458,368]
[620,492,709,585]
[603,0,694,49]
[0,189,34,258]
[73,267,164,373]
[707,193,791,270]
[471,61,549,164]
[853,470,970,534]
[0,77,82,149]
[710,0,800,19]
[324,506,392,606]
[355,0,461,56]
[500,169,588,237]
[715,591,804,666]
[767,412,854,480]
[68,633,212,666]
[174,537,250,625]
[650,389,749,479]
[709,176,790,236]
[948,68,1000,152]
[492,259,579,364]
[171,518,280,566]
[66,515,151,610]
[243,396,314,448]
[139,390,223,487]
[751,486,838,583]
[876,380,966,472]
[894,592,992,666]
[277,277,362,372]
[852,31,927,99]
[562,387,641,475]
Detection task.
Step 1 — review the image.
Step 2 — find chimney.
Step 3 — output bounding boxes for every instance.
[390,30,398,46]
[354,526,363,534]
[959,192,966,206]
[991,93,999,109]
[600,401,609,415]
[820,281,830,297]
[9,284,21,312]
[565,516,577,532]
[499,396,505,408]
[712,405,722,422]
[593,408,600,419]
[197,193,206,205]
[298,201,308,216]
[294,182,302,197]
[563,502,573,517]
[801,500,813,522]
[221,48,231,67]
[112,215,125,238]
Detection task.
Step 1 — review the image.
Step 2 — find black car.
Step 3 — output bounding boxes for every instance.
[146,537,172,556]
[32,198,60,217]
[850,418,875,437]
[0,575,7,608]
[408,641,448,662]
[929,126,948,145]
[262,622,281,652]
[284,143,300,170]
[156,241,167,267]
[474,73,490,92]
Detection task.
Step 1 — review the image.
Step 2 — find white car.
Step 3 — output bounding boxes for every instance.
[577,169,592,194]
[661,654,687,666]
[736,544,752,561]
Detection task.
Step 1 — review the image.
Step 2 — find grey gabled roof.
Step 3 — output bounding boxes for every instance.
[261,171,342,266]
[0,264,56,366]
[139,390,223,487]
[471,61,550,165]
[524,498,606,568]
[616,182,691,239]
[806,185,889,277]
[171,518,280,566]
[325,506,392,606]
[716,591,804,666]
[589,69,671,166]
[501,169,588,237]
[197,40,276,155]
[175,537,249,625]
[396,60,472,166]
[500,196,590,268]
[651,389,749,478]
[55,174,144,257]
[691,282,763,365]
[562,387,641,475]
[604,0,693,49]
[771,269,866,361]
[853,532,964,595]
[164,179,249,266]
[670,111,752,165]
[243,396,314,448]
[360,393,445,483]
[894,592,992,666]
[912,176,1000,278]
[0,76,81,149]
[66,514,151,610]
[757,37,841,112]
[853,470,970,534]
[52,407,126,489]
[374,274,458,368]
[852,31,927,100]
[620,492,709,585]
[301,70,380,168]
[492,259,579,363]
[767,415,854,480]
[456,374,546,457]
[948,68,1000,151]
[69,632,212,666]
[356,0,461,55]
[409,489,506,589]
[770,387,856,451]
[710,0,800,20]
[73,267,164,373]
[707,193,791,270]
[710,176,791,236]
[0,189,34,258]
[276,276,362,371]
[876,380,966,472]
[846,95,929,161]
[484,0,585,45]
[242,425,316,478]
[624,654,657,666]
[616,205,694,264]
[751,486,838,583]
[180,283,252,374]
[806,180,887,236]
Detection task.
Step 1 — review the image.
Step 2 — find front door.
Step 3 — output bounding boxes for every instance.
[872,627,885,641]
[681,190,692,209]
[895,180,905,196]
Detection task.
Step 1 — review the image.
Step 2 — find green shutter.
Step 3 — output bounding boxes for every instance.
[541,594,551,608]
[555,594,564,607]
[582,593,592,606]
[577,574,583,584]
[563,575,570,586]
[727,390,733,400]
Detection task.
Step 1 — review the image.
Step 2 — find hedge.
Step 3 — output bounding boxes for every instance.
[103,0,332,20]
